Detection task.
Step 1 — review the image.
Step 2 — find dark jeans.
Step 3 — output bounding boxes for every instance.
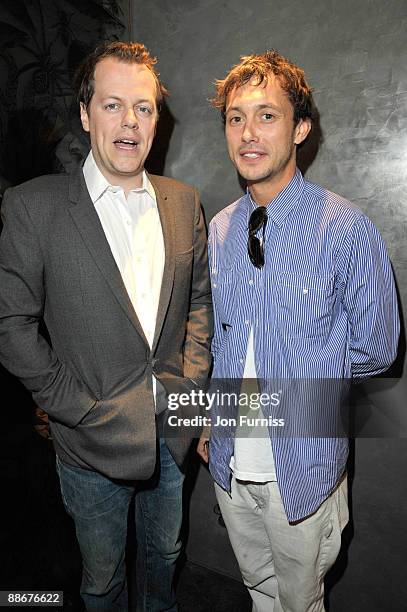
[56,438,184,611]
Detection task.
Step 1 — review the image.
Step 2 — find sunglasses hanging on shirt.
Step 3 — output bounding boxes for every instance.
[248,206,268,268]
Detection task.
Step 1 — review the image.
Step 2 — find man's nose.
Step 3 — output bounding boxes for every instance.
[242,119,258,142]
[121,107,139,129]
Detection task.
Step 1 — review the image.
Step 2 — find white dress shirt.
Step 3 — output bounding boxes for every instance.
[82,151,165,349]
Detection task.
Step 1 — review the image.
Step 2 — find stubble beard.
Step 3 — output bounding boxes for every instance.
[238,144,295,187]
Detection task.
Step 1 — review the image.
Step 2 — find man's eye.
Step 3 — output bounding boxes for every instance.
[229,116,242,125]
[262,112,274,120]
[137,105,153,115]
[105,103,120,111]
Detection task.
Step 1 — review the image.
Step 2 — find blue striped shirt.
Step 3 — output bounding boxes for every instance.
[208,168,399,521]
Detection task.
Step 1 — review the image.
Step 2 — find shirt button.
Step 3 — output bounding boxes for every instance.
[239,358,244,364]
[303,287,308,294]
[248,279,254,285]
[245,320,250,326]
[212,283,217,288]
[126,220,131,226]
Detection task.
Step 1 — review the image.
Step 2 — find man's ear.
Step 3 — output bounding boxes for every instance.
[153,107,160,136]
[294,118,311,145]
[80,102,90,133]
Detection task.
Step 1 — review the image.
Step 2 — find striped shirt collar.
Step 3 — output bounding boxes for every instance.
[246,167,305,227]
[82,150,155,204]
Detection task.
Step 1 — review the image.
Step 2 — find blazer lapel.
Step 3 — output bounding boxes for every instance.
[148,174,176,353]
[67,167,149,344]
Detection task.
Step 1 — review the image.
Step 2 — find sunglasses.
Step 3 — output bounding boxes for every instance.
[248,206,268,268]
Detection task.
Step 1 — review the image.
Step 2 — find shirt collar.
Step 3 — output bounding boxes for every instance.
[82,151,155,203]
[246,168,305,227]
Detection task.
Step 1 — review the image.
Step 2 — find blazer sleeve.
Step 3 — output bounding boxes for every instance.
[0,187,97,427]
[182,188,213,382]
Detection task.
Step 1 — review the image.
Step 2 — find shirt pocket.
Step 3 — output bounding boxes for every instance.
[275,272,334,339]
[211,270,237,327]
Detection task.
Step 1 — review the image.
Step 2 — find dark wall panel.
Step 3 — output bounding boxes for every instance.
[134,2,407,610]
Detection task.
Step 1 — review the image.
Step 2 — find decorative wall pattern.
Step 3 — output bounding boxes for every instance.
[0,0,127,193]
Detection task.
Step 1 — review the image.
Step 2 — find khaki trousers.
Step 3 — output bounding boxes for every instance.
[215,474,348,612]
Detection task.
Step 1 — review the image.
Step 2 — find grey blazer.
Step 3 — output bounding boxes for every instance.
[0,167,213,480]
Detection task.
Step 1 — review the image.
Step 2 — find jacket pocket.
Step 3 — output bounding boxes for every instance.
[175,246,193,264]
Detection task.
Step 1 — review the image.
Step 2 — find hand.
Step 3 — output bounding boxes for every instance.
[197,435,209,463]
[34,406,51,439]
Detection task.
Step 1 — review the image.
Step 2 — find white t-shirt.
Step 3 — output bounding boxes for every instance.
[229,329,277,482]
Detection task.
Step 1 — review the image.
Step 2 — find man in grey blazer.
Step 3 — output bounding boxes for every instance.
[0,41,212,611]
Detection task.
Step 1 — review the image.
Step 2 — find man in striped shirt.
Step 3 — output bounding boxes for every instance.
[198,50,399,611]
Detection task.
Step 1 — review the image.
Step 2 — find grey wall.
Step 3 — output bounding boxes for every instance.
[133,2,407,610]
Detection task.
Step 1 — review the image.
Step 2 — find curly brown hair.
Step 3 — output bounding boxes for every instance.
[212,49,314,125]
[74,41,168,110]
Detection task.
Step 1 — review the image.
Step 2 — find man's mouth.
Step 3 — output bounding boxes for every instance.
[114,139,139,150]
[240,151,265,160]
